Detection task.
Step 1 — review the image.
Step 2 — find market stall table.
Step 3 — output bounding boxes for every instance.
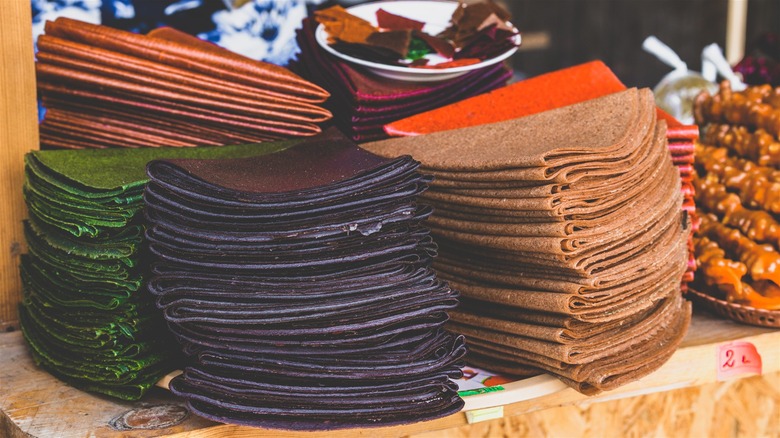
[2,2,780,437]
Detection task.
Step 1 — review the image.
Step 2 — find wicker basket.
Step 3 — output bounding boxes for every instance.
[687,288,780,328]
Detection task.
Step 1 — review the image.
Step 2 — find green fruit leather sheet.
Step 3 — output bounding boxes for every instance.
[21,294,152,349]
[27,216,142,263]
[20,307,170,400]
[29,139,301,194]
[22,290,155,349]
[25,227,137,278]
[22,255,141,299]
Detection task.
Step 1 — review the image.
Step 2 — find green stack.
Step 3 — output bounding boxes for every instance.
[20,140,302,400]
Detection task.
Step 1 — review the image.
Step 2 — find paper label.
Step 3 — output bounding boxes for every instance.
[456,366,513,392]
[716,341,762,381]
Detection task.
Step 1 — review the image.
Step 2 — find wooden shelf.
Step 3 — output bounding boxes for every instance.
[2,310,778,438]
[0,0,38,331]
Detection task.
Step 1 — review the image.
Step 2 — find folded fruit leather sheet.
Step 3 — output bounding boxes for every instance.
[384,59,699,289]
[143,129,466,430]
[292,18,512,143]
[36,17,331,149]
[363,88,692,395]
[19,139,305,400]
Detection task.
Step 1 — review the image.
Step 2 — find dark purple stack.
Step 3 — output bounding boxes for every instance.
[143,130,465,430]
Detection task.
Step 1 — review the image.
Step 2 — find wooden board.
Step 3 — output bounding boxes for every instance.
[2,310,778,438]
[458,309,778,412]
[0,329,217,438]
[411,372,780,437]
[0,0,39,331]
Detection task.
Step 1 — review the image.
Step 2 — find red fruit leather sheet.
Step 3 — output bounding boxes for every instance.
[384,60,695,136]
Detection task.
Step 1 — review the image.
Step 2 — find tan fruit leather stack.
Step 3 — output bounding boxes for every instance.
[363,88,692,395]
[36,18,332,149]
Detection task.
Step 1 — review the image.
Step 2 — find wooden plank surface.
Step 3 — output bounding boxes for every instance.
[411,372,780,438]
[2,311,778,438]
[0,329,217,438]
[0,0,39,330]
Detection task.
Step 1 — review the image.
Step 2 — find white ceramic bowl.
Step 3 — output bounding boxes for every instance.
[314,0,520,82]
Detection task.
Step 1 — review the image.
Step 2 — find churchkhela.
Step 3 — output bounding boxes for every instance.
[691,81,780,323]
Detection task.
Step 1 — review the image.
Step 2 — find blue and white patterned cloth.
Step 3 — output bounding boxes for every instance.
[201,0,324,65]
[32,0,102,51]
[31,0,327,65]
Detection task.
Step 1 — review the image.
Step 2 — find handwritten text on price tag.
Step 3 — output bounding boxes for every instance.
[717,341,762,381]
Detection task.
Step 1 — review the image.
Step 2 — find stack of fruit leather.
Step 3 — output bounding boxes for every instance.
[292,18,511,143]
[36,17,331,149]
[665,124,699,289]
[19,140,302,399]
[363,88,692,394]
[143,129,465,430]
[384,60,700,290]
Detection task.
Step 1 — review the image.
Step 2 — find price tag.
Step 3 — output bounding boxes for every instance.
[465,406,504,424]
[716,341,762,381]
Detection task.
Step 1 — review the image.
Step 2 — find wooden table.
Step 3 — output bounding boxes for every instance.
[2,310,778,437]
